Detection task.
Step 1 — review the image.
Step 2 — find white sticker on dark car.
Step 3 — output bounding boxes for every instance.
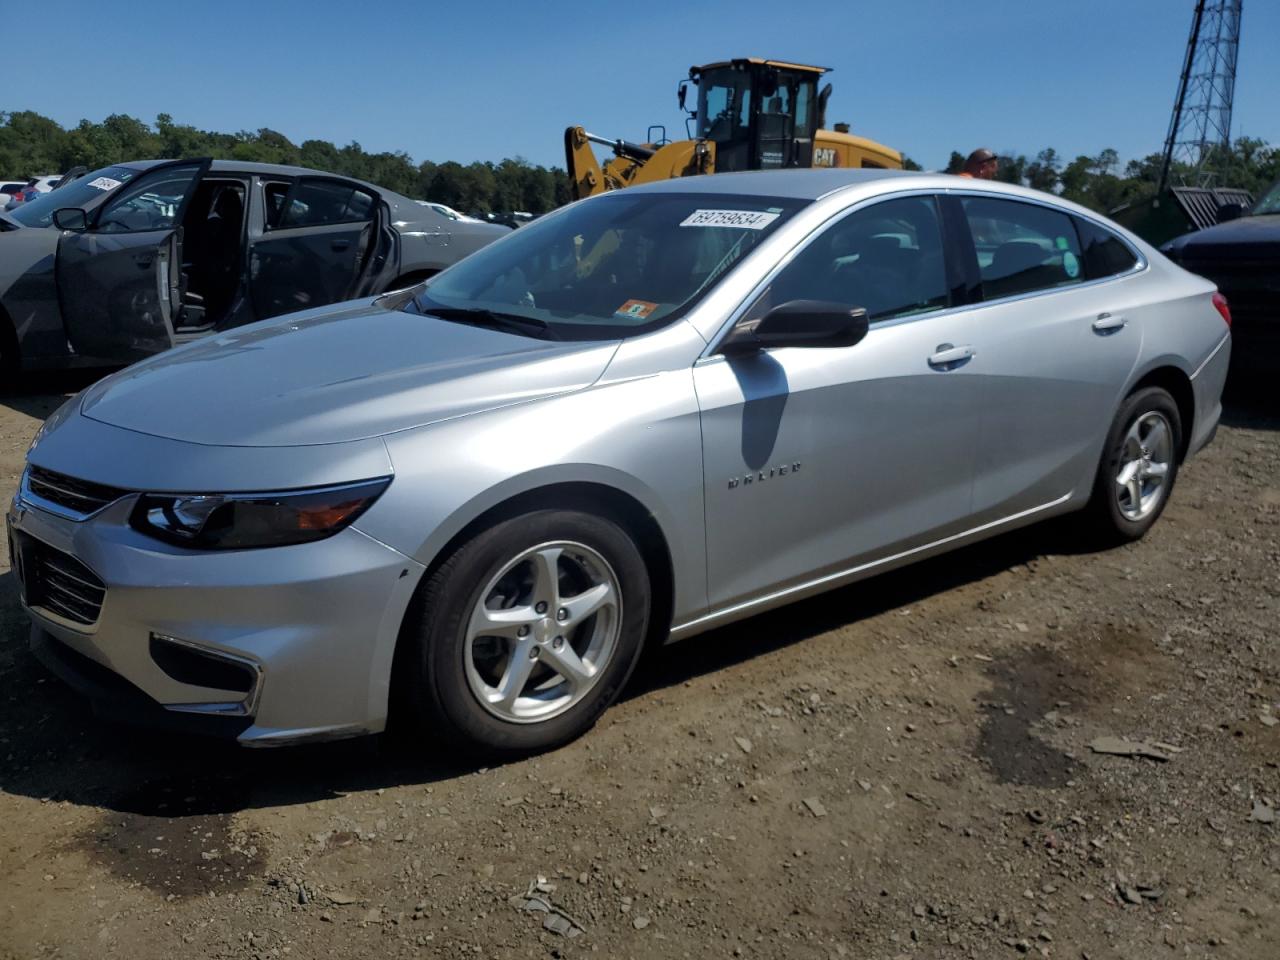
[87,177,123,191]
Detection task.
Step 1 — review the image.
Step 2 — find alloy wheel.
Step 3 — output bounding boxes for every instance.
[1114,411,1173,521]
[463,540,621,724]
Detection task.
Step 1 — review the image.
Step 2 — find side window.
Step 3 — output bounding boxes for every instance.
[262,181,291,229]
[275,180,375,229]
[1074,216,1139,280]
[95,163,203,234]
[747,195,950,323]
[962,196,1084,300]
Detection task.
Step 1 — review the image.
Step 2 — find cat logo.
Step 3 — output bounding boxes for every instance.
[813,147,838,168]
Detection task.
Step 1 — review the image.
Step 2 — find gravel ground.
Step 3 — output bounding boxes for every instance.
[1,372,1277,960]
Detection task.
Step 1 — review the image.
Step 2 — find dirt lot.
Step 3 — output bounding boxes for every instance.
[1,374,1277,960]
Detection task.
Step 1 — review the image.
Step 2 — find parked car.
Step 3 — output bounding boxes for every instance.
[0,159,510,372]
[3,174,60,210]
[9,170,1230,755]
[1162,179,1279,376]
[0,181,26,205]
[420,201,485,223]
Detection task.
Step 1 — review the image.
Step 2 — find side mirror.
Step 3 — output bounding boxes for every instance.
[677,80,688,112]
[1216,201,1246,223]
[53,207,89,232]
[720,300,870,356]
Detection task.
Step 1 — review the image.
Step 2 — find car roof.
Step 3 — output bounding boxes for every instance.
[620,168,918,200]
[110,158,388,193]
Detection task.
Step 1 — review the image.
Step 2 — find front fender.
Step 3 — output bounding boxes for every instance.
[355,369,708,626]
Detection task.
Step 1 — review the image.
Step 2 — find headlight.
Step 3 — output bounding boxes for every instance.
[130,477,392,549]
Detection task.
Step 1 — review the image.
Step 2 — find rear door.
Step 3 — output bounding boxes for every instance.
[953,194,1144,521]
[247,177,381,319]
[55,159,210,361]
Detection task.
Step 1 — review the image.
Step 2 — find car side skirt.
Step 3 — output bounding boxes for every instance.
[667,492,1076,642]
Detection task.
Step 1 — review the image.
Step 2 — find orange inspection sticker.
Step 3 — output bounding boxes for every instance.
[615,299,659,320]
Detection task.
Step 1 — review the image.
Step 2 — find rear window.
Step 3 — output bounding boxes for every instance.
[276,180,375,228]
[962,196,1084,300]
[1074,216,1139,279]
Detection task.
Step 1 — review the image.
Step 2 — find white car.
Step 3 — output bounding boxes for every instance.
[418,200,484,223]
[3,174,61,211]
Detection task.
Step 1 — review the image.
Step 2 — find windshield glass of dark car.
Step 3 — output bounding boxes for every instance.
[8,165,142,227]
[1253,181,1280,215]
[413,192,808,340]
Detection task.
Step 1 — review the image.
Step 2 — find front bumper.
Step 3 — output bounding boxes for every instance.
[7,491,424,746]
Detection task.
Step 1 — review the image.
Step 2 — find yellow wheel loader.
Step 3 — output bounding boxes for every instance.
[566,58,902,200]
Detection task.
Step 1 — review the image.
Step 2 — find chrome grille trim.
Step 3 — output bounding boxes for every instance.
[21,466,130,521]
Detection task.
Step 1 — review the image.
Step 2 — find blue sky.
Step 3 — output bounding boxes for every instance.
[6,0,1277,173]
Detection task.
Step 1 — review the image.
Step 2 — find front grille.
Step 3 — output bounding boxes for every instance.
[24,465,129,518]
[23,538,107,626]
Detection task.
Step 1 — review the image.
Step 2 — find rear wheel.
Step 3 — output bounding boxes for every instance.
[1085,386,1182,543]
[398,509,650,756]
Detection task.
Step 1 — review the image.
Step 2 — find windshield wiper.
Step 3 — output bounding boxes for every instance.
[418,305,555,340]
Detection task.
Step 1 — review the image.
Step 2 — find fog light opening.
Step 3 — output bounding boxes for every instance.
[149,634,259,696]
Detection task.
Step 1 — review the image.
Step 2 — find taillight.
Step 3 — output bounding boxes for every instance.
[1212,292,1232,329]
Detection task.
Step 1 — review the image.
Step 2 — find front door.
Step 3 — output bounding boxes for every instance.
[248,177,380,320]
[55,159,210,361]
[695,194,983,612]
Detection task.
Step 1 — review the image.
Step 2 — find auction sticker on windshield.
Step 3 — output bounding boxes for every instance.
[680,209,780,229]
[87,177,123,191]
[615,299,658,320]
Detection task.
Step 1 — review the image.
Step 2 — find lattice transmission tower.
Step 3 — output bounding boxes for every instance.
[1158,0,1243,193]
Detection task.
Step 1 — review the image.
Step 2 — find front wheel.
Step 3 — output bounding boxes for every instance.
[1084,386,1182,544]
[397,509,651,757]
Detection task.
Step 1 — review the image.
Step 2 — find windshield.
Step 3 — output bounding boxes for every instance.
[697,68,752,144]
[411,191,807,340]
[1253,181,1280,215]
[8,165,142,227]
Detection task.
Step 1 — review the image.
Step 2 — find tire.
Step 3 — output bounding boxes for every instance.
[397,509,650,757]
[1084,386,1182,544]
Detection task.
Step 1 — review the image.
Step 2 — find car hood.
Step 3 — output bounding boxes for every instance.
[80,299,621,447]
[1165,213,1280,261]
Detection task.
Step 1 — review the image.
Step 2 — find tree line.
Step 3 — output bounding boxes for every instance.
[3,111,1276,218]
[0,111,573,214]
[944,139,1279,211]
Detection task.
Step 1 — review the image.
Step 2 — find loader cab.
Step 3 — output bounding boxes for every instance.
[684,59,825,173]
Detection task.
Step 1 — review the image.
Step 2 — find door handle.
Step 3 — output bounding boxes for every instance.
[927,343,976,370]
[1092,312,1127,334]
[330,239,352,251]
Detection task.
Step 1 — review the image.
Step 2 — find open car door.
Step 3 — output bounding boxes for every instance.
[56,159,210,362]
[249,177,391,320]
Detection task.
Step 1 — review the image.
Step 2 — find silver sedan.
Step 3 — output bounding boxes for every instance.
[7,170,1231,754]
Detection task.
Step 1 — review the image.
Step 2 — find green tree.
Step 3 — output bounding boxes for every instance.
[1024,148,1060,193]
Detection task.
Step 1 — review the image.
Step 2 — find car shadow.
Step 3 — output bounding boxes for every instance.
[0,515,1100,818]
[1222,367,1279,430]
[0,369,106,415]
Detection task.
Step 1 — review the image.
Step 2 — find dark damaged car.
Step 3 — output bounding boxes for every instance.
[0,159,510,372]
[1163,180,1280,376]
